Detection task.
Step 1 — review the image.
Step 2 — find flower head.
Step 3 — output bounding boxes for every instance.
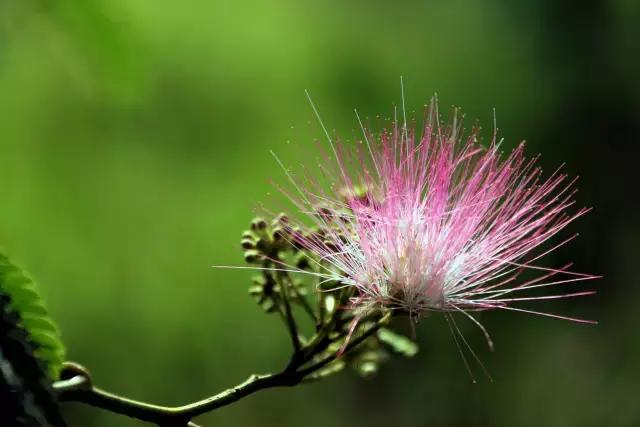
[272,99,596,329]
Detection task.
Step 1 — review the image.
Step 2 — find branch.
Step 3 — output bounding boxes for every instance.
[298,312,391,377]
[56,369,296,425]
[277,271,301,354]
[56,313,392,426]
[289,277,318,326]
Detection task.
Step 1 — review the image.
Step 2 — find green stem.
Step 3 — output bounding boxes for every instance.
[57,369,300,425]
[56,313,391,426]
[288,277,318,325]
[298,312,391,376]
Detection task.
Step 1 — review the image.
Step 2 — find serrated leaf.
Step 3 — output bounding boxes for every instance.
[19,313,59,333]
[1,293,67,426]
[377,328,418,357]
[0,253,65,380]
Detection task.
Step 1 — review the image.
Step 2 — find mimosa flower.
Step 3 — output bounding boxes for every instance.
[273,98,597,337]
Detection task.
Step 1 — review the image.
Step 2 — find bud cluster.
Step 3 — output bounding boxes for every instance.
[240,215,309,313]
[240,213,418,379]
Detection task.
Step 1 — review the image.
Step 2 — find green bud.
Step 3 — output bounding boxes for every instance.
[262,298,276,313]
[244,249,262,263]
[248,284,263,296]
[271,227,286,242]
[251,276,267,286]
[358,361,378,378]
[255,237,269,252]
[241,238,255,249]
[275,213,289,224]
[296,254,310,270]
[357,361,379,378]
[251,218,268,231]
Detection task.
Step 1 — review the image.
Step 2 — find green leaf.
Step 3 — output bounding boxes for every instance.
[0,253,66,380]
[377,328,419,357]
[1,293,67,426]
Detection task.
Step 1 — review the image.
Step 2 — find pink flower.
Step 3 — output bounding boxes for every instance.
[273,98,597,335]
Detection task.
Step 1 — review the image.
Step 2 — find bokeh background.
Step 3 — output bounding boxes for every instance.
[1,0,638,426]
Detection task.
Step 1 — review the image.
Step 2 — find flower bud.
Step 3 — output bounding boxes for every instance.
[274,213,289,225]
[296,254,310,270]
[244,249,262,263]
[250,217,268,232]
[241,238,255,250]
[271,227,286,242]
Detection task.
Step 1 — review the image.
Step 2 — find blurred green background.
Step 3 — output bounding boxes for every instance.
[1,0,638,426]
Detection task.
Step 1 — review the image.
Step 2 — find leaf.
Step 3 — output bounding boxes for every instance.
[0,253,66,380]
[377,328,419,357]
[1,292,67,426]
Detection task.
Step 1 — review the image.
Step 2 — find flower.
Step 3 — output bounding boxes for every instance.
[272,98,597,337]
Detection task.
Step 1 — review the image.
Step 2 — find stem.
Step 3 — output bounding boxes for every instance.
[57,370,299,425]
[298,312,391,377]
[57,376,186,425]
[289,278,318,325]
[56,313,391,426]
[275,269,301,354]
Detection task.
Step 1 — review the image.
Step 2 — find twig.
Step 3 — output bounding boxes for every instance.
[298,312,391,376]
[276,270,301,354]
[56,313,392,426]
[288,277,318,325]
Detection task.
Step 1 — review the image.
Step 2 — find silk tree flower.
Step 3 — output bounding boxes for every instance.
[271,97,597,348]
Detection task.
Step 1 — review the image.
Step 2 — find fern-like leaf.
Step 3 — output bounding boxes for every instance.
[0,253,65,380]
[1,292,67,426]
